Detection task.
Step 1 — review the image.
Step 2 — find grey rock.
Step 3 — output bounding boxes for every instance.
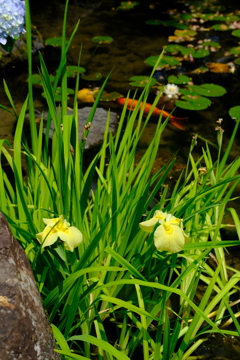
[0,212,61,360]
[43,106,119,149]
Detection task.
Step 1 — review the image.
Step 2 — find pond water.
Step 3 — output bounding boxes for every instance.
[1,0,239,219]
[1,0,240,358]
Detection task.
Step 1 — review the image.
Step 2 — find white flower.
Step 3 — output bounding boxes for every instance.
[0,0,25,45]
[36,215,83,252]
[139,210,190,253]
[163,83,179,98]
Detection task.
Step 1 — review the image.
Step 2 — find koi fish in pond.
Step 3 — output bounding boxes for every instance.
[115,97,188,130]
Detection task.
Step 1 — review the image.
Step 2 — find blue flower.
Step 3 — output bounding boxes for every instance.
[0,0,25,45]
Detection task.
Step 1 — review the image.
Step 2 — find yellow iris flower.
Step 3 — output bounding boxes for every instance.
[36,215,83,252]
[139,210,190,253]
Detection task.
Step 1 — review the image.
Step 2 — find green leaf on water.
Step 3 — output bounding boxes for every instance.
[211,24,229,31]
[66,66,86,77]
[180,13,192,20]
[42,87,74,101]
[45,37,69,47]
[81,73,102,81]
[129,76,157,87]
[232,29,240,37]
[230,46,240,55]
[164,44,184,53]
[91,36,113,44]
[186,84,226,97]
[117,1,139,10]
[201,41,221,48]
[167,75,191,84]
[192,49,210,58]
[157,20,189,29]
[229,106,240,120]
[99,92,124,101]
[27,74,55,86]
[234,58,240,65]
[176,95,212,110]
[145,20,162,25]
[180,47,195,56]
[145,55,179,67]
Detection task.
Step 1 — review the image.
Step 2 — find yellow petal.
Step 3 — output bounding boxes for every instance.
[58,226,83,252]
[36,225,59,248]
[139,217,159,233]
[154,222,186,253]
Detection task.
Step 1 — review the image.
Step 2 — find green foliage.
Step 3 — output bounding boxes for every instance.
[1,1,240,360]
[167,75,191,84]
[45,37,69,46]
[176,95,211,110]
[229,106,240,120]
[230,46,240,55]
[91,36,113,44]
[81,72,102,81]
[129,76,157,87]
[145,55,179,67]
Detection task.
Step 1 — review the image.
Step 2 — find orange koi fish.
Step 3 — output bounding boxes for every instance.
[116,97,188,130]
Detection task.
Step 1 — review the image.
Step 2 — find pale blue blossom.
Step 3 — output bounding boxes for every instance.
[0,0,25,45]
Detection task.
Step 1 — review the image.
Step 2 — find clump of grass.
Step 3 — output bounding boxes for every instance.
[0,1,240,359]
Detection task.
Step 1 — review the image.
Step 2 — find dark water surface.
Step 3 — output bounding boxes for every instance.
[0,0,240,215]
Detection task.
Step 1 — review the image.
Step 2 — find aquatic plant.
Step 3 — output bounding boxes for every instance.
[1,1,240,360]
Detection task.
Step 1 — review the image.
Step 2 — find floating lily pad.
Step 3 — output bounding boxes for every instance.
[179,88,199,96]
[45,37,69,46]
[167,75,191,84]
[145,20,162,25]
[145,55,179,67]
[234,58,240,65]
[129,76,157,87]
[117,1,139,10]
[174,29,197,38]
[180,13,192,20]
[192,49,210,58]
[99,91,124,101]
[42,87,74,101]
[81,73,102,81]
[205,62,231,73]
[229,106,240,120]
[27,74,55,87]
[186,84,226,97]
[191,67,209,74]
[66,66,86,77]
[232,29,240,37]
[91,36,113,44]
[180,47,195,56]
[157,20,189,29]
[164,44,184,53]
[211,24,229,31]
[176,96,211,110]
[230,46,240,55]
[201,41,220,48]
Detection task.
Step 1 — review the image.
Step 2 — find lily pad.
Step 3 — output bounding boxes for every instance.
[180,47,195,56]
[167,75,191,84]
[201,41,220,48]
[27,74,55,87]
[145,55,179,67]
[91,36,113,44]
[81,73,102,81]
[232,29,240,37]
[230,46,240,55]
[211,24,229,31]
[42,87,74,101]
[234,58,240,65]
[117,1,139,10]
[129,76,157,87]
[192,49,210,58]
[99,92,124,101]
[186,84,226,97]
[176,96,211,110]
[174,29,197,38]
[229,106,240,120]
[66,66,86,77]
[157,20,189,29]
[45,37,69,47]
[164,44,184,53]
[145,20,162,25]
